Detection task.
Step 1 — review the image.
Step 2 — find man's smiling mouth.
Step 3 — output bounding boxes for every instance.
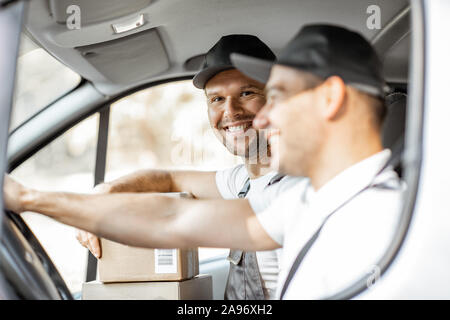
[222,121,253,136]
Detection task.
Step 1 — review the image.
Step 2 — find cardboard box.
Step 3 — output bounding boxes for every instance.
[97,191,198,283]
[98,241,199,282]
[82,274,212,300]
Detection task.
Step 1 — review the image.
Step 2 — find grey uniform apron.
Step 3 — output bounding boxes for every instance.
[224,173,284,300]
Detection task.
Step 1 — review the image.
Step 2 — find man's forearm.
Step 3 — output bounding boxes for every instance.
[105,169,221,199]
[105,170,173,193]
[20,189,181,248]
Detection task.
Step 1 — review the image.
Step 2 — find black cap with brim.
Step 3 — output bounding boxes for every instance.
[193,34,276,89]
[231,24,389,98]
[193,65,234,89]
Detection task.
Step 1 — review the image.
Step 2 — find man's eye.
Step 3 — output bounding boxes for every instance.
[211,97,223,103]
[241,91,254,97]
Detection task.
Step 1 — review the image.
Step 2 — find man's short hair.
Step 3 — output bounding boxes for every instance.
[308,76,387,129]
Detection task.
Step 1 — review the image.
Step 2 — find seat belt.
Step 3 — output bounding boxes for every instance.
[279,152,402,299]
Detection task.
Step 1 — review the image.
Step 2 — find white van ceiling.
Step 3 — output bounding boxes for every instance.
[24,0,410,96]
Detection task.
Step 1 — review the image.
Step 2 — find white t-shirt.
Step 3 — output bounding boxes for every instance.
[248,150,405,299]
[215,164,302,299]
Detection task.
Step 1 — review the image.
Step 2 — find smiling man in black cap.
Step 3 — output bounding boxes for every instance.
[231,24,405,299]
[3,25,404,299]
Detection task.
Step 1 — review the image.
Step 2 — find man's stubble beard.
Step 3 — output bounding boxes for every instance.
[225,132,271,166]
[282,135,318,177]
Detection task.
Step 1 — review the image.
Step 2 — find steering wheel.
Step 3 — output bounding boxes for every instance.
[1,210,73,300]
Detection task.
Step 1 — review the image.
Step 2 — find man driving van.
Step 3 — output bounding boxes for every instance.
[75,34,301,300]
[3,24,405,299]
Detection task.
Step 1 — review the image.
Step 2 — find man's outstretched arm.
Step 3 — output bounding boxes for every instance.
[3,175,279,251]
[76,169,222,257]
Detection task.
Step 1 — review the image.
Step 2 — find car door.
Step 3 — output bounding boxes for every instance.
[0,0,25,299]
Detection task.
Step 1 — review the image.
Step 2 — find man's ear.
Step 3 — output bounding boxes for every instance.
[320,76,346,120]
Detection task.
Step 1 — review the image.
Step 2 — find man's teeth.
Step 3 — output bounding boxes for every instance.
[227,125,247,132]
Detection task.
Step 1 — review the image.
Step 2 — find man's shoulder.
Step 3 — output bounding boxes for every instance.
[328,178,404,244]
[317,178,404,274]
[216,164,247,181]
[215,164,247,199]
[347,173,404,214]
[216,163,246,175]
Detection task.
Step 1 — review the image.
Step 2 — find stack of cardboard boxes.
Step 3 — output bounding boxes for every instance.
[82,193,212,300]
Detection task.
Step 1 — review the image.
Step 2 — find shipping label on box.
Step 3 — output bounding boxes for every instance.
[155,249,177,274]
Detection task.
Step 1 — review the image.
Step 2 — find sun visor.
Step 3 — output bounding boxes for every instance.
[75,28,169,84]
[49,0,152,25]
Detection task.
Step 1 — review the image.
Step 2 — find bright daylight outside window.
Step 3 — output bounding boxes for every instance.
[9,36,86,294]
[11,114,99,293]
[10,35,81,132]
[106,80,242,261]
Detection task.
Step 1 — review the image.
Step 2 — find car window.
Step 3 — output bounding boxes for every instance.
[10,113,99,293]
[10,41,81,132]
[106,80,241,260]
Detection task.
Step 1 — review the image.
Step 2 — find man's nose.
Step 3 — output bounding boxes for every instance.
[223,97,243,117]
[253,102,271,129]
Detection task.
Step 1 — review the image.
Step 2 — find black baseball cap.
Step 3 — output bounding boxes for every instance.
[193,34,276,89]
[231,24,389,97]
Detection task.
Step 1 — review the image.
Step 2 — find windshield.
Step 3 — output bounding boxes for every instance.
[10,36,81,132]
